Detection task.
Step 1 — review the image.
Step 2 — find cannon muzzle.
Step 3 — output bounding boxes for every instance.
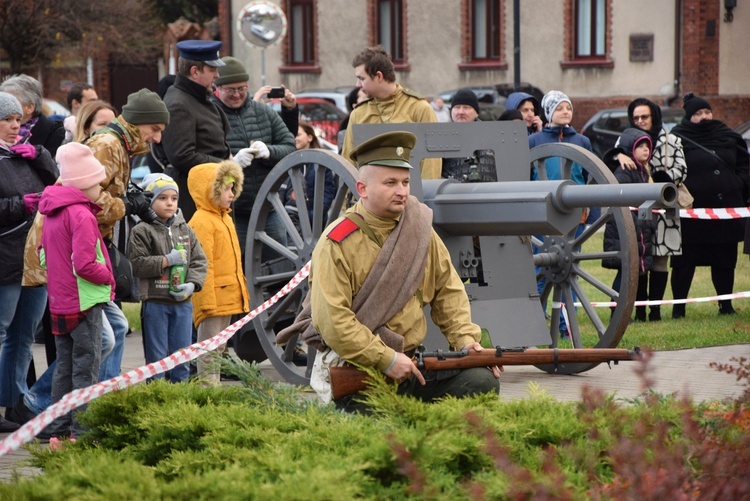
[423,179,677,236]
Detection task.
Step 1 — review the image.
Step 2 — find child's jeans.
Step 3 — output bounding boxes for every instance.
[196,315,231,385]
[48,304,103,439]
[142,300,193,383]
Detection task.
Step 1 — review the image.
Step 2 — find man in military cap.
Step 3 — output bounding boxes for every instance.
[159,40,232,220]
[308,130,500,412]
[340,45,442,180]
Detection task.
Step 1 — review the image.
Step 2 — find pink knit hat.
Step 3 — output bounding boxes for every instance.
[56,143,106,190]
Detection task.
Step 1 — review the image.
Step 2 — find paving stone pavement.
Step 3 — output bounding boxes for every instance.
[1,331,748,483]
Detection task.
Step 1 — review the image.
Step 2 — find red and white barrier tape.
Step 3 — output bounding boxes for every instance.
[0,261,311,457]
[680,207,750,219]
[551,290,750,309]
[635,206,750,219]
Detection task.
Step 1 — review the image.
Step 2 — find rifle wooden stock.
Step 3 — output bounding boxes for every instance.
[329,347,641,400]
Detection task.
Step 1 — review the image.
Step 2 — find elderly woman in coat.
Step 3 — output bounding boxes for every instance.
[0,92,58,432]
[670,93,750,318]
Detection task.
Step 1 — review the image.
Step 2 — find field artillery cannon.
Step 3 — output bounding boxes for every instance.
[237,121,676,386]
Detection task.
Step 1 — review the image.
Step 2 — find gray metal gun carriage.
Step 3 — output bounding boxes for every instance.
[235,121,677,386]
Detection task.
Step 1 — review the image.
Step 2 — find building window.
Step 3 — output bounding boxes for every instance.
[288,0,315,64]
[562,0,612,68]
[377,0,404,62]
[575,0,606,58]
[459,0,506,70]
[472,0,500,60]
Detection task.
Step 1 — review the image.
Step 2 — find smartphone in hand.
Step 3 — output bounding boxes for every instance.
[268,87,285,99]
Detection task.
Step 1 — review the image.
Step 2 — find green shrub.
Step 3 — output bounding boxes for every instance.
[1,356,748,500]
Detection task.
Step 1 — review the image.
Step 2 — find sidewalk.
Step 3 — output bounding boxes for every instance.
[2,331,748,482]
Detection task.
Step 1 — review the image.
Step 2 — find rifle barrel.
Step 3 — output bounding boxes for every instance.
[329,347,641,400]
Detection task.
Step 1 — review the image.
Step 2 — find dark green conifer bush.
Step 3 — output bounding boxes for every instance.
[0,356,747,499]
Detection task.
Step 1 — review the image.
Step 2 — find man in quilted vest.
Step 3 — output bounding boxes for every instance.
[211,56,296,263]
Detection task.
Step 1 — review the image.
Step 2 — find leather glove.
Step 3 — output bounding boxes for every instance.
[234,147,256,167]
[165,248,187,266]
[121,191,154,218]
[250,140,270,159]
[11,144,40,160]
[23,192,42,214]
[169,282,195,301]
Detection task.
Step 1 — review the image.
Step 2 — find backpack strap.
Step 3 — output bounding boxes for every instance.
[85,122,132,156]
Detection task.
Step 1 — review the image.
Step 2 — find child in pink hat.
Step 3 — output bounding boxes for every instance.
[37,142,116,442]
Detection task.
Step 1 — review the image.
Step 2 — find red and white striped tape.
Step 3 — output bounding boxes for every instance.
[551,290,750,309]
[0,261,311,457]
[636,206,750,219]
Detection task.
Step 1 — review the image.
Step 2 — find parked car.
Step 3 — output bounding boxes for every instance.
[735,120,750,152]
[581,107,684,159]
[270,97,347,145]
[296,87,355,114]
[495,82,545,103]
[42,98,70,120]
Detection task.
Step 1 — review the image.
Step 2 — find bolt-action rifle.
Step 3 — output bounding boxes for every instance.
[329,346,642,400]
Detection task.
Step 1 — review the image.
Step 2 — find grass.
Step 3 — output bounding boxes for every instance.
[122,233,750,353]
[574,233,750,351]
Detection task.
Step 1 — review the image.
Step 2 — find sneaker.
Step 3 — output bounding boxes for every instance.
[0,416,20,433]
[48,436,76,451]
[8,397,36,426]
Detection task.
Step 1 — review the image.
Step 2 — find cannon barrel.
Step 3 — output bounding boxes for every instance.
[422,179,677,236]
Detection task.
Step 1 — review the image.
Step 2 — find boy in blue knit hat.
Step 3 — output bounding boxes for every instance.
[127,174,207,382]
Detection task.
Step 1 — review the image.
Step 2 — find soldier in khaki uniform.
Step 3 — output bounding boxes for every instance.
[340,45,441,179]
[310,130,500,412]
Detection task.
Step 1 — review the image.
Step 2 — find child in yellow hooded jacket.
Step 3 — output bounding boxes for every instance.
[187,160,249,384]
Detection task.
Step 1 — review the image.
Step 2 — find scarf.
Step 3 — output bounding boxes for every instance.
[671,118,744,154]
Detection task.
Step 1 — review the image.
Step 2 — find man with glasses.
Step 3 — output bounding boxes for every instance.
[211,56,296,263]
[159,40,232,221]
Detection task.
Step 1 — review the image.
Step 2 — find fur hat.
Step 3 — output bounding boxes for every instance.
[140,173,179,205]
[122,89,170,126]
[542,90,572,121]
[682,92,712,120]
[0,92,22,120]
[451,88,480,114]
[215,57,250,85]
[56,143,106,190]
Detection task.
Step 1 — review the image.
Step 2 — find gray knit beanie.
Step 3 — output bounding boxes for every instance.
[121,89,170,126]
[542,90,573,121]
[215,57,250,85]
[0,92,23,120]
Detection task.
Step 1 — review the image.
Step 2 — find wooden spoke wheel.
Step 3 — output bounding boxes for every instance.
[530,143,637,375]
[244,149,359,386]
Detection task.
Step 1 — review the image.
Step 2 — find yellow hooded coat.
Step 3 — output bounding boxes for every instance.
[187,161,249,326]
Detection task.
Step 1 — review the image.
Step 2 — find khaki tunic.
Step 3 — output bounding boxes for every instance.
[310,201,480,372]
[341,84,441,179]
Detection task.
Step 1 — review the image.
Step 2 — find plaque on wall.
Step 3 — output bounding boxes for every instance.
[630,34,654,62]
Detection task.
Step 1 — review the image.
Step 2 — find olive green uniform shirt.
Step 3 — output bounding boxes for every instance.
[310,200,480,372]
[341,84,441,179]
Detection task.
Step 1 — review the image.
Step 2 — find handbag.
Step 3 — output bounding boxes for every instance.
[677,182,694,209]
[662,136,694,209]
[105,239,139,302]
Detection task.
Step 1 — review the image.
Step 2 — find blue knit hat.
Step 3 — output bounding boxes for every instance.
[140,173,179,205]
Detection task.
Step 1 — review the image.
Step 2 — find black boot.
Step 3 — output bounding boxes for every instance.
[672,303,685,319]
[634,306,647,322]
[648,271,668,322]
[649,306,661,322]
[719,300,736,315]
